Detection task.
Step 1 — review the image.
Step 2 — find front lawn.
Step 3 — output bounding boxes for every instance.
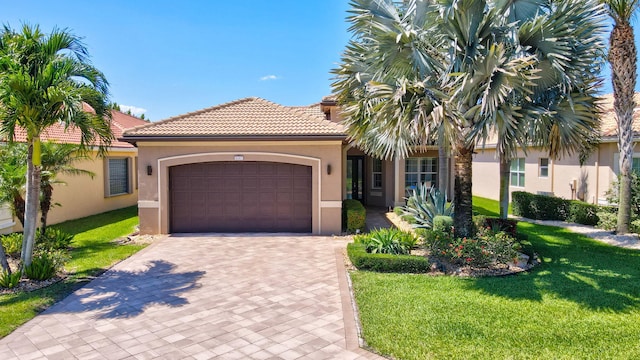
[0,206,144,338]
[351,197,640,359]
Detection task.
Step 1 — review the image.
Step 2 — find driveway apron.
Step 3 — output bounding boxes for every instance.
[0,235,382,359]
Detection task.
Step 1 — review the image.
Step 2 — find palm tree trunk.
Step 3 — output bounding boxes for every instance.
[40,183,53,235]
[0,244,9,274]
[438,144,449,196]
[12,194,25,227]
[610,22,637,234]
[20,142,41,268]
[453,141,474,238]
[499,153,510,219]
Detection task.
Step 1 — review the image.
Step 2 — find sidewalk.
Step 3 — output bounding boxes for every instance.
[513,217,640,250]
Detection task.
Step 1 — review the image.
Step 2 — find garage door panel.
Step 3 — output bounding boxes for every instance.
[170,161,312,233]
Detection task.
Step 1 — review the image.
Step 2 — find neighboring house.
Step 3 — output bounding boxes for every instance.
[472,93,640,204]
[123,97,451,235]
[0,110,149,234]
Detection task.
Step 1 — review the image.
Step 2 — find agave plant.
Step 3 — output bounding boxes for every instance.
[402,183,454,229]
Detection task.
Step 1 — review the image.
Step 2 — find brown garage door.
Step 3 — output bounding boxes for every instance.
[170,161,312,233]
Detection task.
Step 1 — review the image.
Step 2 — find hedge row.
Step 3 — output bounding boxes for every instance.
[342,199,366,233]
[511,191,599,225]
[347,243,431,273]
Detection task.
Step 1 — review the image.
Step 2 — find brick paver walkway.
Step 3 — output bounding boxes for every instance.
[0,235,382,359]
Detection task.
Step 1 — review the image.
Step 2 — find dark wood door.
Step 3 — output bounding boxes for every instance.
[170,161,312,233]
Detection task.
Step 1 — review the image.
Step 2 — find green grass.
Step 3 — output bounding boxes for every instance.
[351,197,640,359]
[0,206,143,338]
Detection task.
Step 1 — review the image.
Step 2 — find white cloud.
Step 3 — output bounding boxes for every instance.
[260,75,279,81]
[120,105,147,116]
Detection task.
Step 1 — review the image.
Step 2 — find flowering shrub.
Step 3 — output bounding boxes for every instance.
[418,226,521,267]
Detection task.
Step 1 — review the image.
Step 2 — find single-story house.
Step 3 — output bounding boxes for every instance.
[472,93,640,205]
[124,93,635,236]
[123,97,451,235]
[0,110,149,234]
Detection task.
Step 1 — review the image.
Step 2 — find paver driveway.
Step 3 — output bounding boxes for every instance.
[0,235,382,359]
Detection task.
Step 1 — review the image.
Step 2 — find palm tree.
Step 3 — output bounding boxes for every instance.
[333,0,605,236]
[0,25,112,267]
[602,0,640,234]
[39,142,95,234]
[0,144,27,226]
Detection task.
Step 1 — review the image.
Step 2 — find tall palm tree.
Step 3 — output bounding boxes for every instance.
[0,25,112,267]
[0,144,27,226]
[333,0,605,236]
[602,0,639,234]
[39,142,94,234]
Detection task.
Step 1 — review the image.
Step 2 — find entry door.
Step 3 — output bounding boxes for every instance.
[346,156,365,202]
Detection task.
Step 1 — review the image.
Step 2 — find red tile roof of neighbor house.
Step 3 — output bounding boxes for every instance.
[598,93,640,138]
[8,110,149,148]
[122,97,345,139]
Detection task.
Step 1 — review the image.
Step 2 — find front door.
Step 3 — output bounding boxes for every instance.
[346,156,365,203]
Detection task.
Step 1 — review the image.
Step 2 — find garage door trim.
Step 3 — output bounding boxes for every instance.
[156,152,322,234]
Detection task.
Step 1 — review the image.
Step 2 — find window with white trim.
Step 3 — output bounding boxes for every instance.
[633,158,640,174]
[510,158,525,187]
[405,157,437,189]
[539,158,549,178]
[372,158,383,189]
[105,157,132,197]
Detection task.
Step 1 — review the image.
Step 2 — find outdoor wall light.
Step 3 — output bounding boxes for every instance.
[146,165,153,176]
[327,164,332,175]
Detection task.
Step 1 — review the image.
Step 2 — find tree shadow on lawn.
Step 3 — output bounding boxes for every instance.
[467,223,640,312]
[47,260,205,319]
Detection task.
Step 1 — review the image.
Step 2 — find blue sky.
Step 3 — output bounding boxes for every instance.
[1,1,636,121]
[2,1,351,120]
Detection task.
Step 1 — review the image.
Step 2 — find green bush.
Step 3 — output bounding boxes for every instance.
[354,228,417,255]
[24,250,68,281]
[512,191,569,220]
[0,233,23,258]
[596,209,617,231]
[437,229,521,267]
[347,243,431,273]
[0,270,21,289]
[402,183,453,228]
[36,228,74,251]
[433,216,453,233]
[482,217,518,238]
[343,199,366,233]
[567,201,600,226]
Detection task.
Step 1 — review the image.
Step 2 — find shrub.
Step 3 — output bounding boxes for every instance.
[354,228,417,255]
[24,250,68,281]
[567,201,600,226]
[347,243,431,273]
[36,228,74,251]
[437,229,521,267]
[433,216,453,233]
[604,172,640,216]
[0,270,21,289]
[402,183,453,228]
[596,207,617,231]
[484,218,518,238]
[511,191,569,220]
[1,233,23,258]
[343,199,366,233]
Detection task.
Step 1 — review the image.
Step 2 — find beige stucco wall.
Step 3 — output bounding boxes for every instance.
[0,148,139,234]
[136,140,344,235]
[472,142,640,204]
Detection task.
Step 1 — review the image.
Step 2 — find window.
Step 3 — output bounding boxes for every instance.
[510,158,525,187]
[405,157,437,189]
[105,157,132,197]
[633,158,640,174]
[372,158,383,189]
[539,158,549,178]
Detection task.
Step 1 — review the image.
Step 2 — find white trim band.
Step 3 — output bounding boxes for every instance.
[138,200,160,209]
[320,201,343,208]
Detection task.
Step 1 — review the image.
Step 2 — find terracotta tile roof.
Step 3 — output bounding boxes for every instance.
[123,97,345,138]
[8,110,149,148]
[598,92,640,138]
